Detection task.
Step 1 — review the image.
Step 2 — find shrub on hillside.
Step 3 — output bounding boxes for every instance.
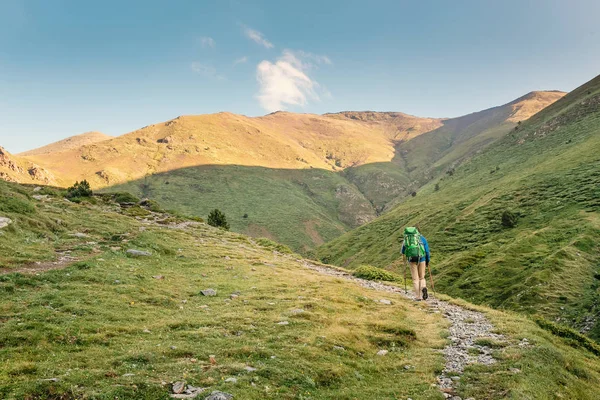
[534,317,600,356]
[66,180,92,199]
[411,191,417,197]
[207,209,230,230]
[353,265,400,282]
[255,237,293,254]
[501,210,518,228]
[112,192,140,205]
[434,183,440,192]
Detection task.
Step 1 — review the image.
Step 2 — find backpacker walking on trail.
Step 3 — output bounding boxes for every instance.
[401,226,431,301]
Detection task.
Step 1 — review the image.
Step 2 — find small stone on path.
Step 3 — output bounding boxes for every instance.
[153,275,165,280]
[377,349,388,356]
[173,381,186,394]
[224,377,237,383]
[277,321,289,325]
[379,299,392,305]
[201,289,217,296]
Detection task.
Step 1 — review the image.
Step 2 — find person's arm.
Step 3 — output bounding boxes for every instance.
[423,237,431,265]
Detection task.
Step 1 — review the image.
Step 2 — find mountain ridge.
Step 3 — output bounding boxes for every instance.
[18,131,113,157]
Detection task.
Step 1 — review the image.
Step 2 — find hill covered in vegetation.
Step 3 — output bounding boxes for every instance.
[317,75,600,340]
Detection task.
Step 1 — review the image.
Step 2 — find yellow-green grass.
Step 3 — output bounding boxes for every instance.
[3,180,600,398]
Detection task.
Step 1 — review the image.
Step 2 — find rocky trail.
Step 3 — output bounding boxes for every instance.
[301,260,505,400]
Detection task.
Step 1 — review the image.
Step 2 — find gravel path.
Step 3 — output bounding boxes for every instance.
[300,260,504,399]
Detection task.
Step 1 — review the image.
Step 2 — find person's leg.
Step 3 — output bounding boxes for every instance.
[409,261,421,299]
[418,261,427,299]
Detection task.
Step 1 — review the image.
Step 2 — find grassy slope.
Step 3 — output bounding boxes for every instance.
[105,165,376,254]
[317,75,600,339]
[2,180,600,399]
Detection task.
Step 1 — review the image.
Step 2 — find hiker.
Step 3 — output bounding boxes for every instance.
[401,226,431,301]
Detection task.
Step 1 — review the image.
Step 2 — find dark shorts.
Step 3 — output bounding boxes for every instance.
[408,256,426,263]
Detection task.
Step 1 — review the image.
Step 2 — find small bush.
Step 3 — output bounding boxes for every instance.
[66,180,92,199]
[501,210,518,228]
[207,209,229,230]
[434,183,440,192]
[353,265,400,282]
[411,191,417,197]
[255,237,293,254]
[124,206,151,217]
[139,199,163,212]
[112,192,140,205]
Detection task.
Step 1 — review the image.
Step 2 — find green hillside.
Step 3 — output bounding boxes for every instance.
[317,75,600,339]
[2,179,600,399]
[105,165,376,255]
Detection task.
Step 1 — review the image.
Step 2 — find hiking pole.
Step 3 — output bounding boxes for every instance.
[403,256,408,295]
[427,261,436,297]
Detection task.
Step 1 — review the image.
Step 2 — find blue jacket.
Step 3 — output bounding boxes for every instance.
[401,235,430,263]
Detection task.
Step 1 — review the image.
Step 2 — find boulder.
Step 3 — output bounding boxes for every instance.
[200,289,217,296]
[0,217,12,229]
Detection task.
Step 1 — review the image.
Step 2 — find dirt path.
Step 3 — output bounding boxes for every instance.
[300,260,504,399]
[0,251,80,275]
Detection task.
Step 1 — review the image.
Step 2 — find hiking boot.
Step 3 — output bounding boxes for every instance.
[422,287,428,300]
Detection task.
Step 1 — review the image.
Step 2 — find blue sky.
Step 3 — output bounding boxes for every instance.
[1,0,599,153]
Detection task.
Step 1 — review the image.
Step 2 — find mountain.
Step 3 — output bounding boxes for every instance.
[317,74,600,340]
[342,91,566,212]
[2,178,600,399]
[12,92,564,253]
[0,146,58,185]
[18,131,113,157]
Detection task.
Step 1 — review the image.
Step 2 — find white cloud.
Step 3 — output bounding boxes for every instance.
[255,50,332,112]
[191,62,225,80]
[244,27,274,49]
[293,50,333,66]
[200,36,216,48]
[234,56,248,65]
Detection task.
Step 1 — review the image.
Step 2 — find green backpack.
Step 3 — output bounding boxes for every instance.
[403,227,425,259]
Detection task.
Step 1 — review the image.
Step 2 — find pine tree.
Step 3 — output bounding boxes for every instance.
[207,209,230,230]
